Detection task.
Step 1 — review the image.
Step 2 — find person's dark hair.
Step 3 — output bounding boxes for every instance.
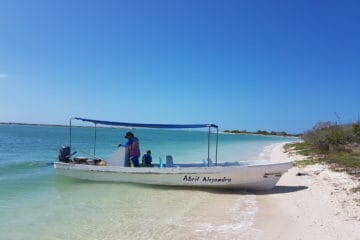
[125,131,134,138]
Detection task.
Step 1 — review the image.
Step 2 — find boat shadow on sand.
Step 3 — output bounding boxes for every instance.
[253,185,308,195]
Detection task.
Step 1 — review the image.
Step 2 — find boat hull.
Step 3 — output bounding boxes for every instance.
[54,161,292,190]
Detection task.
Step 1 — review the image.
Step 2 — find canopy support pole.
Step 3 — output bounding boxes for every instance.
[69,118,72,150]
[93,123,97,159]
[215,127,218,166]
[207,126,211,167]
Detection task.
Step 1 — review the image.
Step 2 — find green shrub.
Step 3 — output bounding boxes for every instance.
[353,122,360,142]
[304,122,352,152]
[294,121,360,176]
[328,125,352,151]
[304,122,332,151]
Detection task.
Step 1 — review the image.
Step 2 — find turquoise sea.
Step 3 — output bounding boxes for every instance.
[0,124,296,240]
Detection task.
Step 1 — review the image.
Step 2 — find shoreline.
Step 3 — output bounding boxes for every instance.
[255,142,360,240]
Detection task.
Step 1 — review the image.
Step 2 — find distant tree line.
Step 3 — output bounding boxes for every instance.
[223,129,300,137]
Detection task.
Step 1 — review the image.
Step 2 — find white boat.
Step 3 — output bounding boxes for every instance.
[54,117,292,190]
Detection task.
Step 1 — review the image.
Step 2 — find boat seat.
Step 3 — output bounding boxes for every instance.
[203,158,214,166]
[166,155,173,167]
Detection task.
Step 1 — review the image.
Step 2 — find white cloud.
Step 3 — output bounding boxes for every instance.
[0,74,8,79]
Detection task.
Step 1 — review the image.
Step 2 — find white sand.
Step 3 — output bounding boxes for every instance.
[255,142,360,240]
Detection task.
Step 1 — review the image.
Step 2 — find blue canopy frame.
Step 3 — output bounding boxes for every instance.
[69,117,219,166]
[74,117,218,129]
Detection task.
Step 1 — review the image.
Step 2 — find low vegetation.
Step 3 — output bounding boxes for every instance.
[285,121,360,181]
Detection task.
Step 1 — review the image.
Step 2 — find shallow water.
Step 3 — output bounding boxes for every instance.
[0,124,295,239]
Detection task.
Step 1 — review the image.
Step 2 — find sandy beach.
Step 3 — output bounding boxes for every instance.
[256,142,360,240]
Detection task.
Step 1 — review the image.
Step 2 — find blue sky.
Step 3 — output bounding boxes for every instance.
[0,0,359,133]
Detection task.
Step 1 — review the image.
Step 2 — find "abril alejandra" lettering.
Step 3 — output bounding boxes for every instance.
[182,175,231,183]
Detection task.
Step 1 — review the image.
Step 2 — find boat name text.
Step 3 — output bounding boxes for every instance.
[182,175,232,183]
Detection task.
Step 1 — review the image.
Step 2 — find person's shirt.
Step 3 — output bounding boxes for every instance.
[142,154,152,166]
[123,137,140,158]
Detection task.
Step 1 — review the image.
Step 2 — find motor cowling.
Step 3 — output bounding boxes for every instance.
[59,145,71,162]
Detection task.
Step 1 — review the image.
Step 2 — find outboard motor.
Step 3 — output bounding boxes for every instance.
[58,145,71,162]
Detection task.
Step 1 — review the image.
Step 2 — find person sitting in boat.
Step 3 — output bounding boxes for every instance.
[119,132,141,167]
[142,150,152,167]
